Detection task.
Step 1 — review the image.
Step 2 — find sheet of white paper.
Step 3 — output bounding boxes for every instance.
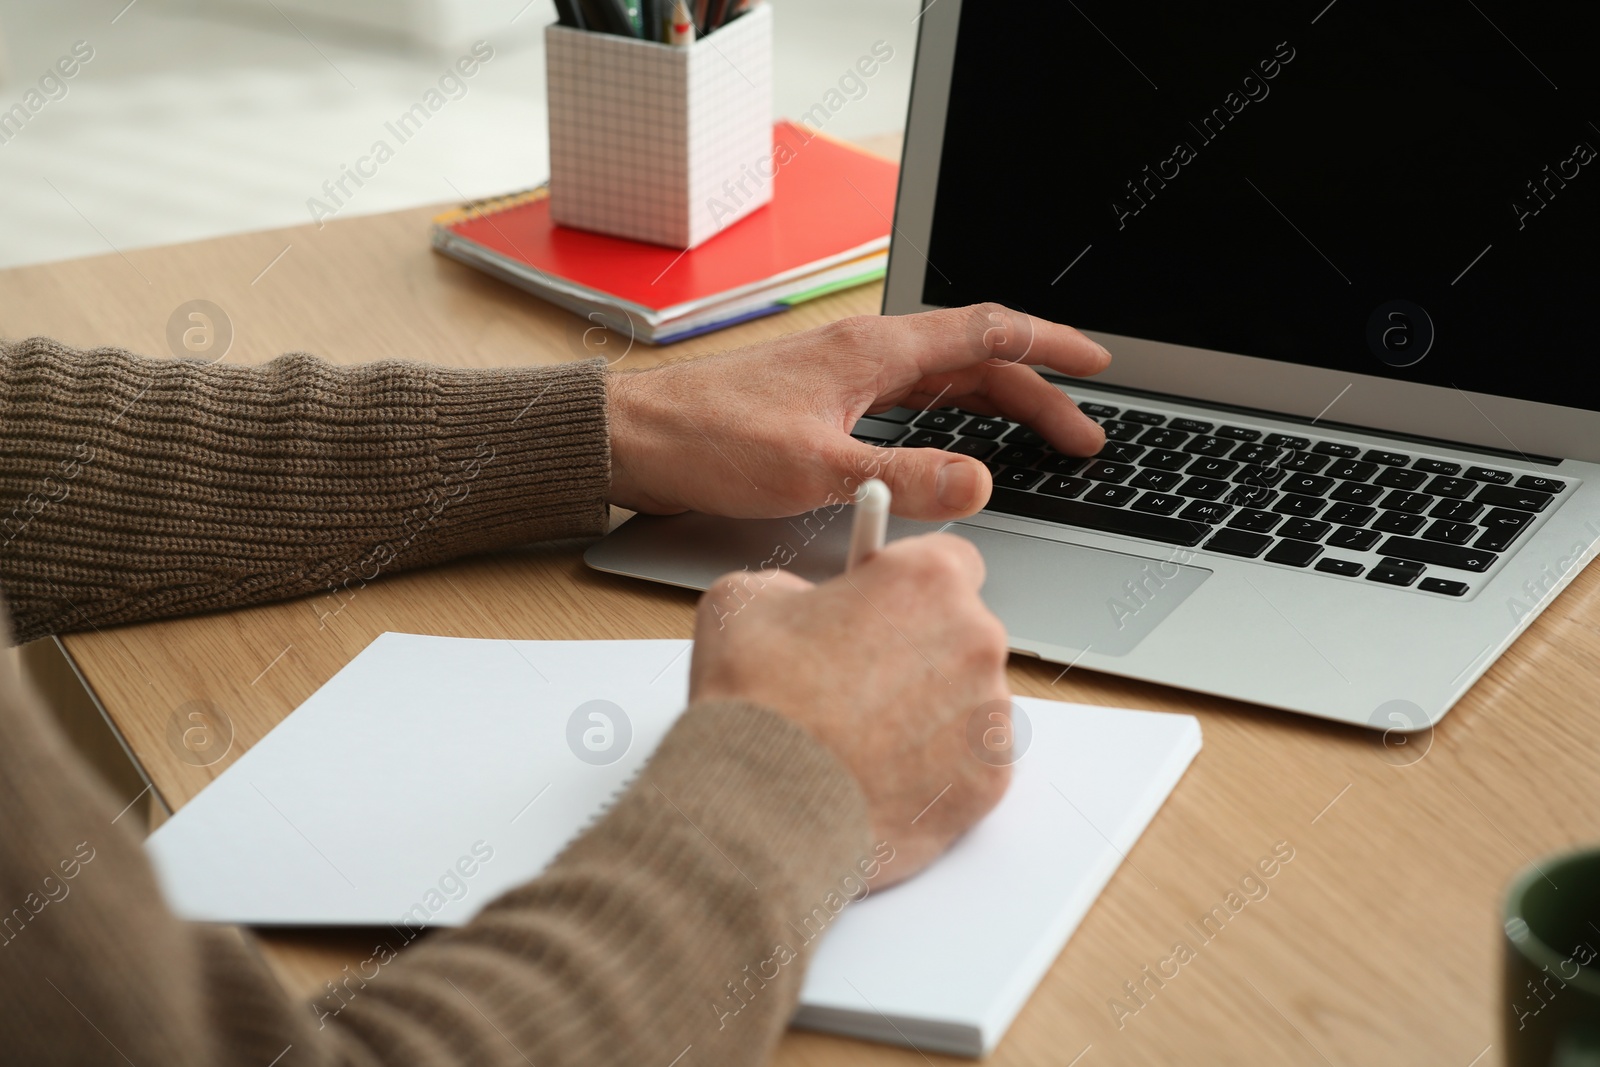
[146,632,1199,1057]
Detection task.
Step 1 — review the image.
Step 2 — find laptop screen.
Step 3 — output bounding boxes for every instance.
[920,0,1599,413]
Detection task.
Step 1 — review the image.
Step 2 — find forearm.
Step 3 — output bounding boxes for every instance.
[0,337,610,642]
[0,624,870,1065]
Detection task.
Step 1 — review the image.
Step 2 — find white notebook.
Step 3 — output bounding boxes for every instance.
[146,633,1200,1058]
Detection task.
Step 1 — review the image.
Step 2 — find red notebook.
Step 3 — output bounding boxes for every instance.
[432,122,897,329]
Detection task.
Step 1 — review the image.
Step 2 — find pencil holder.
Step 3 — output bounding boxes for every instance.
[545,3,773,249]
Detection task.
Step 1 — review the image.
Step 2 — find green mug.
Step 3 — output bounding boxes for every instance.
[1504,848,1600,1066]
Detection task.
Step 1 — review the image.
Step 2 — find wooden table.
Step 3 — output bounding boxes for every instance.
[5,159,1599,1067]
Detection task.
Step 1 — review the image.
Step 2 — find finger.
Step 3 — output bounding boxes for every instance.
[878,303,1113,381]
[697,567,812,628]
[954,363,1106,456]
[872,530,988,591]
[828,437,991,521]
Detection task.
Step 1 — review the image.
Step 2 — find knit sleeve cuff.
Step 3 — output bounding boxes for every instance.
[410,357,612,562]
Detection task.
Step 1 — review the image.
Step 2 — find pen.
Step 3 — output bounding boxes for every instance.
[846,479,890,571]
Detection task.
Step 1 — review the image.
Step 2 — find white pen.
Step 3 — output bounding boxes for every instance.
[846,478,890,571]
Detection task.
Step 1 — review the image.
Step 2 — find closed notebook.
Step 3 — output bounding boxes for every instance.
[430,121,897,343]
[145,633,1200,1058]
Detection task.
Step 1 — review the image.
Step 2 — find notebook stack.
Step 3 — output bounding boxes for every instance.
[431,121,897,344]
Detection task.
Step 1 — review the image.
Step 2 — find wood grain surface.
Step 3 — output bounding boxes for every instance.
[4,135,1596,1066]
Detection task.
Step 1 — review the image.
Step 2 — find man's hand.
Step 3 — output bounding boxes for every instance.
[689,533,1012,886]
[607,303,1110,521]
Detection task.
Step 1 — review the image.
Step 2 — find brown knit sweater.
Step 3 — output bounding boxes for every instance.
[0,337,872,1066]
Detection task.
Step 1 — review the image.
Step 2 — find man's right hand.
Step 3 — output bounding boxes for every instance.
[688,532,1012,886]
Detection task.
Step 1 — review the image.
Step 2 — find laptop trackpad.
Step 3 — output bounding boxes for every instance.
[948,524,1211,657]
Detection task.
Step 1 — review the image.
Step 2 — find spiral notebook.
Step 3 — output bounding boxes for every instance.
[430,121,897,344]
[145,632,1200,1057]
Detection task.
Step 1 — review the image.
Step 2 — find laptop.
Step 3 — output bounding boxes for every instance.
[586,0,1600,730]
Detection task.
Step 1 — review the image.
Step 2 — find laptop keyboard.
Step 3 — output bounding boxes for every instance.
[851,400,1575,598]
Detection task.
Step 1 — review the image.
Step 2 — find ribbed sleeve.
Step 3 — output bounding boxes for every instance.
[0,621,873,1064]
[0,337,611,642]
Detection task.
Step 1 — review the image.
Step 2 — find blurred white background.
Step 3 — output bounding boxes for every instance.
[0,0,917,270]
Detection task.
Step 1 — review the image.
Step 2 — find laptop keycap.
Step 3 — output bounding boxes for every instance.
[1282,474,1335,496]
[1329,482,1384,505]
[1083,461,1135,483]
[1121,410,1166,424]
[1130,468,1183,492]
[1419,577,1469,596]
[1430,498,1484,522]
[1273,494,1327,517]
[1078,402,1120,418]
[1004,425,1046,447]
[1138,428,1189,449]
[1205,528,1272,557]
[1323,503,1376,526]
[1132,492,1186,515]
[1476,484,1553,512]
[1423,476,1476,499]
[1464,465,1512,484]
[1101,419,1143,441]
[949,437,999,459]
[915,410,966,432]
[1265,539,1322,567]
[1372,511,1426,535]
[961,418,1008,439]
[1230,443,1281,465]
[1325,459,1377,482]
[1187,457,1238,479]
[1180,500,1233,524]
[1038,454,1088,476]
[1234,464,1287,487]
[1377,537,1497,572]
[1226,484,1278,508]
[1379,491,1434,514]
[1474,508,1536,550]
[994,467,1045,491]
[1316,558,1365,576]
[1169,418,1214,433]
[1279,519,1332,542]
[1216,426,1261,441]
[996,445,1046,467]
[1177,477,1229,500]
[1141,448,1192,471]
[984,487,1209,546]
[1183,435,1235,457]
[1084,483,1138,507]
[1515,475,1566,494]
[1412,458,1461,475]
[1375,467,1428,490]
[902,429,955,449]
[1037,475,1090,499]
[1422,519,1477,545]
[1094,442,1144,464]
[1313,441,1361,457]
[1368,558,1425,586]
[1229,509,1281,532]
[1281,451,1330,473]
[1264,433,1311,450]
[850,416,909,443]
[1328,526,1382,551]
[1362,449,1411,466]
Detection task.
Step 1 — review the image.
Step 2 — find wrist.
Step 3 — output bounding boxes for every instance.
[604,370,661,513]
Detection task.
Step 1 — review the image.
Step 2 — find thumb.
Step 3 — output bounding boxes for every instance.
[834,439,992,521]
